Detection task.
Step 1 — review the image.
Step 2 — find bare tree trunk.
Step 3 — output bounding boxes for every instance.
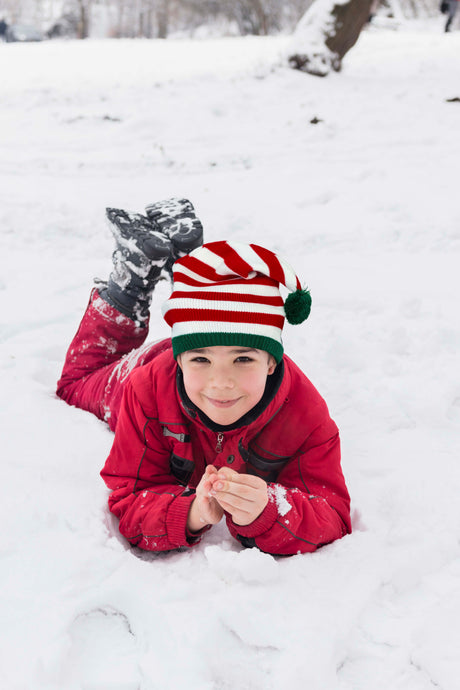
[156,0,169,38]
[288,0,374,77]
[253,0,268,35]
[76,0,90,38]
[230,0,267,35]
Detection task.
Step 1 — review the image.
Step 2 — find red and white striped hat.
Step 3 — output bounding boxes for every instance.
[162,240,311,362]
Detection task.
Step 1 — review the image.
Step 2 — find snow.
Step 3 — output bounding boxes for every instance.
[1,18,460,689]
[268,484,292,517]
[289,0,344,51]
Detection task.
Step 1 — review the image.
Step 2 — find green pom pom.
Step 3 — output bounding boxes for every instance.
[284,288,312,325]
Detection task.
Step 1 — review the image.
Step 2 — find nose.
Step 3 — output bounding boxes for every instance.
[209,364,235,389]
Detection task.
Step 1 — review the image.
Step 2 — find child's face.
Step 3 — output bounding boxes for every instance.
[177,346,276,426]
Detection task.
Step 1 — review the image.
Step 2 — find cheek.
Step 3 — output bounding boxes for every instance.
[242,371,268,400]
[181,369,204,399]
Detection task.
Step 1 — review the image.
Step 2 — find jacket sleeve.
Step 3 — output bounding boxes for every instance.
[100,377,202,551]
[226,422,351,556]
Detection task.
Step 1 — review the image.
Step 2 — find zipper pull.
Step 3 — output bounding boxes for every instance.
[215,432,224,453]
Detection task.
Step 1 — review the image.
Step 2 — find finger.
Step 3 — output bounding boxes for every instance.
[216,467,240,482]
[212,479,261,501]
[201,478,213,494]
[205,465,218,476]
[208,472,221,486]
[214,493,253,515]
[216,469,266,490]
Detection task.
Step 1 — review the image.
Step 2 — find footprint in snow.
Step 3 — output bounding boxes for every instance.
[61,606,141,690]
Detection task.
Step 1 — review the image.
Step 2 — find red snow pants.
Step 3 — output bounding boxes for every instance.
[56,289,171,431]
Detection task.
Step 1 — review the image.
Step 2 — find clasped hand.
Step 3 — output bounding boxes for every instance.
[186,465,268,533]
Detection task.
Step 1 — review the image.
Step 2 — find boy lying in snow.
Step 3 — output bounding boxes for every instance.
[57,199,351,555]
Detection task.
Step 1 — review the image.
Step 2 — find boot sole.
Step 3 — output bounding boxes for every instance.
[144,198,203,253]
[106,208,172,260]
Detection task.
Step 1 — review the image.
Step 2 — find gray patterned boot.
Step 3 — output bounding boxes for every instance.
[99,208,172,326]
[145,198,203,279]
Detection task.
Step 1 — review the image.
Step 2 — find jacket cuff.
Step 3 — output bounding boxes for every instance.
[166,493,197,547]
[230,495,279,538]
[186,524,212,544]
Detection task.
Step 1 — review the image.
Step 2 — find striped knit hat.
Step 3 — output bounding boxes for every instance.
[162,240,311,363]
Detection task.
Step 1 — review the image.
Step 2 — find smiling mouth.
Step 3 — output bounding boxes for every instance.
[206,397,241,408]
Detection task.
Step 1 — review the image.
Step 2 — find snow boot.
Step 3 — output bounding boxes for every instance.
[99,208,172,325]
[144,198,203,279]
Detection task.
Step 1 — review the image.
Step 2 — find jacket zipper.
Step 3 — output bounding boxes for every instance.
[214,399,286,454]
[215,432,224,453]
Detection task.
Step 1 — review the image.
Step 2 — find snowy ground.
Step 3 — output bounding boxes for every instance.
[1,17,460,690]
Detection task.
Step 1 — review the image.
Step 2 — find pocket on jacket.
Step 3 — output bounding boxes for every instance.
[238,439,291,483]
[169,453,195,485]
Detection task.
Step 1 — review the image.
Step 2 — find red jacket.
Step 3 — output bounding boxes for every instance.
[101,347,351,555]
